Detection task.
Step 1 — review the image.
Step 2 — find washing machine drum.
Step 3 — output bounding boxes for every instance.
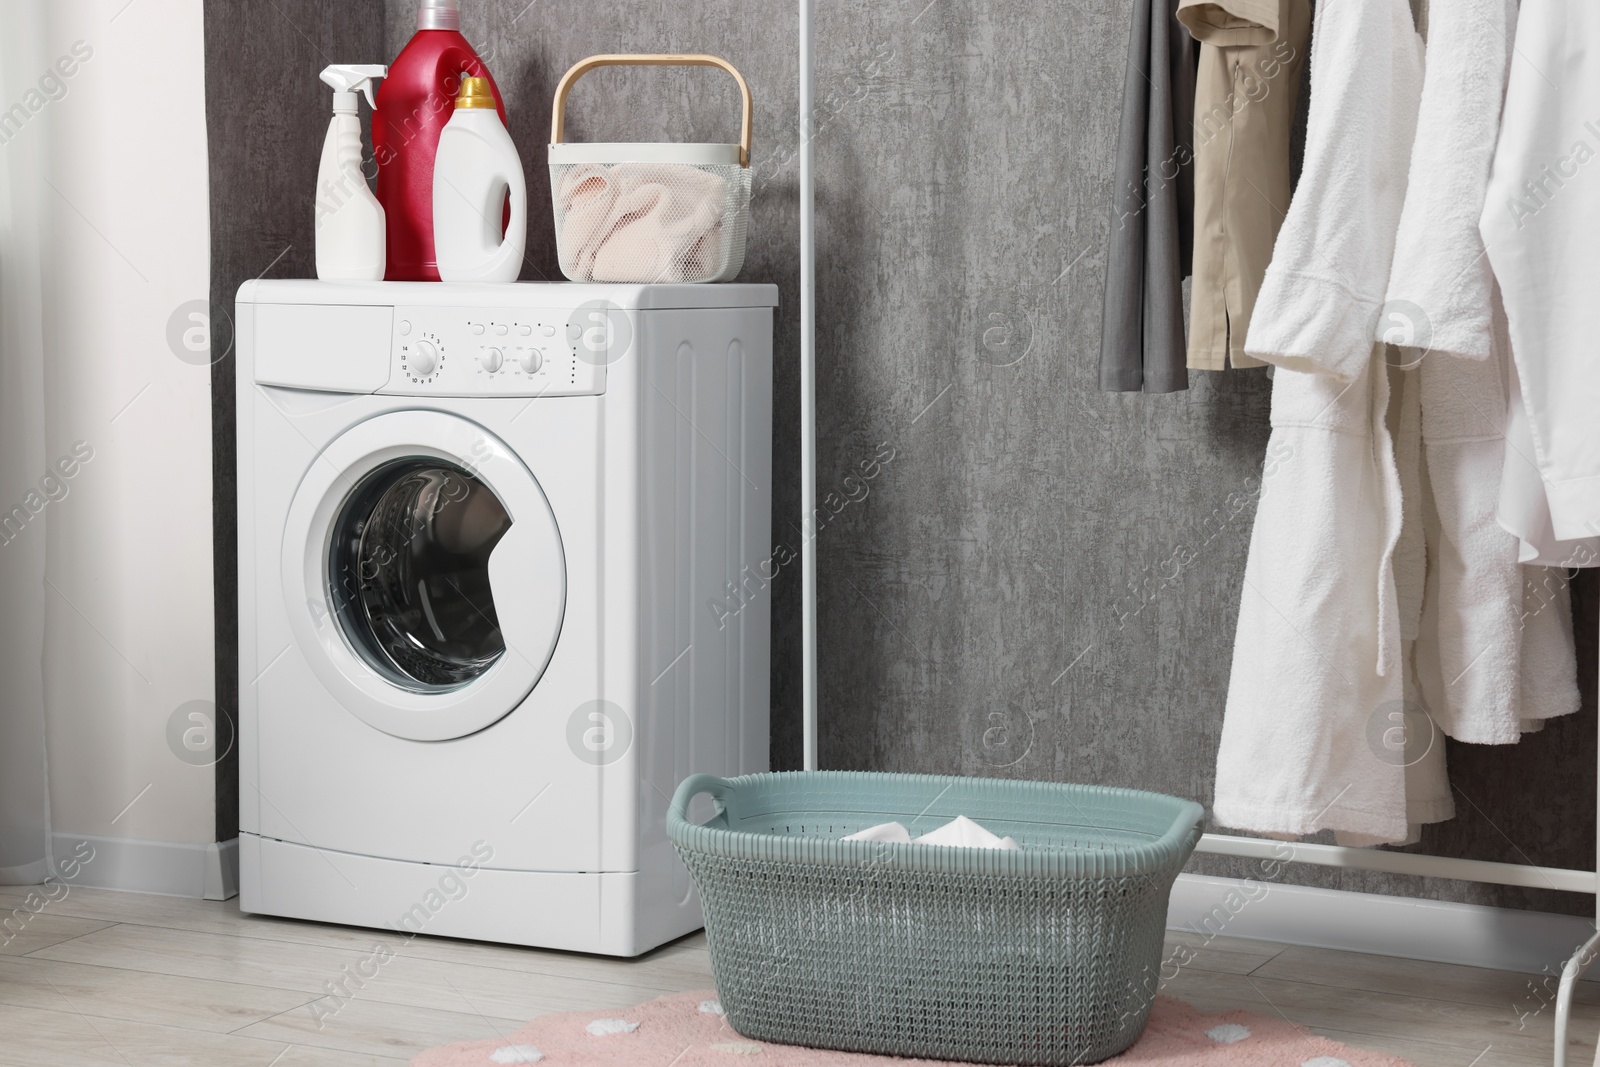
[329,459,511,691]
[282,411,565,741]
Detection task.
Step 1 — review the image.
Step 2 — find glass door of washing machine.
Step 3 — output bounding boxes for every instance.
[279,410,566,742]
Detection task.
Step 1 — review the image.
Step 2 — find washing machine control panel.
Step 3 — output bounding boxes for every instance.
[381,306,619,397]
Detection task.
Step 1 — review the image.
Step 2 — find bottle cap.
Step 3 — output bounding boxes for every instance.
[455,76,495,109]
[418,0,460,30]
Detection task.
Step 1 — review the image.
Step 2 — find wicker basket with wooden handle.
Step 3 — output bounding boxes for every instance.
[547,54,752,284]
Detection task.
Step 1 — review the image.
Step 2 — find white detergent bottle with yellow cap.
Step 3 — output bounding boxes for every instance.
[316,64,387,281]
[433,76,526,282]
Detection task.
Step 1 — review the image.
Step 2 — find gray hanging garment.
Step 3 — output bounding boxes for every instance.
[1099,0,1199,393]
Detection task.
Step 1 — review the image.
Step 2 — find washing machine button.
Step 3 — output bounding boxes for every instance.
[470,323,485,335]
[398,320,412,336]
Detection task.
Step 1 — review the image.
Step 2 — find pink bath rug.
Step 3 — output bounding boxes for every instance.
[411,989,1414,1066]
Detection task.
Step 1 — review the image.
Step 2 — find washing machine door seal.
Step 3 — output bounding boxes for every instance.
[281,410,565,741]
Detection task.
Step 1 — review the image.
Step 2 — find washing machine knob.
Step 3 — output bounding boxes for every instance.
[478,347,504,373]
[411,340,439,377]
[519,349,544,374]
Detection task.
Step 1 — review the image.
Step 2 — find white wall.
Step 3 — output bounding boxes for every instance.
[36,1,215,858]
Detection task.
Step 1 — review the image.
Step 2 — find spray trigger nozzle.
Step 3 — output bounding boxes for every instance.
[320,64,387,110]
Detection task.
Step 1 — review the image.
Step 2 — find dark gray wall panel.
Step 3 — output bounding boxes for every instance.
[205,1,386,841]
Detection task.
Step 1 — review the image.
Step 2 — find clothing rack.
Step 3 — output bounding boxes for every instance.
[792,5,1597,1065]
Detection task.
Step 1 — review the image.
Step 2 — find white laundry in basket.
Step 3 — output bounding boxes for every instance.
[844,815,1021,850]
[554,162,731,283]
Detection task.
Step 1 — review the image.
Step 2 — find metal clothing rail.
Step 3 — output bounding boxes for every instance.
[1197,832,1596,895]
[792,5,1596,1065]
[798,0,819,773]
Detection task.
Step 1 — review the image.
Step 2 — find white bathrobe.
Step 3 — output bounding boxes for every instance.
[1383,0,1512,362]
[1213,0,1437,844]
[1384,0,1580,746]
[1216,0,1583,843]
[1481,0,1600,567]
[1409,313,1580,745]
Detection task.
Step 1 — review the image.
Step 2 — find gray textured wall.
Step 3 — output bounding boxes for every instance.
[208,1,1595,914]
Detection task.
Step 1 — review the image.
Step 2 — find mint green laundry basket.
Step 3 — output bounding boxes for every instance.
[667,771,1205,1066]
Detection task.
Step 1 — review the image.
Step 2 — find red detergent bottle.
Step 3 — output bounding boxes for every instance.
[374,0,507,281]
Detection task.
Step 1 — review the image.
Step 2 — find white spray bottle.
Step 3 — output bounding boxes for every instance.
[433,76,526,282]
[316,64,387,281]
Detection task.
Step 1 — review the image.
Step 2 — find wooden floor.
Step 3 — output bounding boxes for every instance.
[0,885,1593,1066]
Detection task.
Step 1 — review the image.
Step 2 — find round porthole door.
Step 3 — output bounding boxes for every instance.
[281,411,565,741]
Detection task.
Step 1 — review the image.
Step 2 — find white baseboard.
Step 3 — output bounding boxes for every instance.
[1171,872,1598,980]
[50,834,240,900]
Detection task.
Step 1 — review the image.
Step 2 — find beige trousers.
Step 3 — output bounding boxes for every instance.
[1180,0,1312,370]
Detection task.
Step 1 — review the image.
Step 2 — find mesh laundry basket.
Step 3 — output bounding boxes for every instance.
[548,54,752,284]
[668,771,1204,1066]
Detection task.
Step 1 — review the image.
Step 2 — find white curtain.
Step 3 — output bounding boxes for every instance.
[0,0,53,884]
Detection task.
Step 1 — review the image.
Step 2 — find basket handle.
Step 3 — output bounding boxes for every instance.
[550,54,752,168]
[669,773,733,826]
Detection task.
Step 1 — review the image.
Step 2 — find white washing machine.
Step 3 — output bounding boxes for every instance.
[235,279,774,956]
